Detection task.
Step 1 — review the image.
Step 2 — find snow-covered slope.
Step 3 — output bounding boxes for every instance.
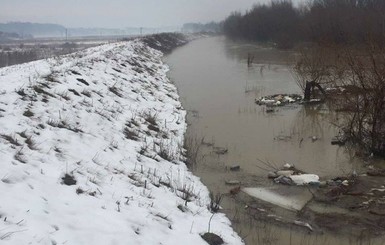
[0,38,243,244]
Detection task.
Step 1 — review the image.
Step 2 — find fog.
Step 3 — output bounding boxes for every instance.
[1,0,300,28]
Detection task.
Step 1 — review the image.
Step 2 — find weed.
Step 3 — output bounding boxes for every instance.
[139,142,149,155]
[109,140,119,150]
[76,187,85,194]
[58,91,71,101]
[92,90,104,97]
[157,141,175,161]
[33,85,56,98]
[23,109,34,117]
[25,137,38,150]
[183,136,202,168]
[47,119,83,133]
[62,173,76,185]
[14,149,27,163]
[176,183,196,203]
[41,96,49,103]
[43,73,60,83]
[15,87,27,97]
[18,130,28,138]
[128,116,140,127]
[123,126,140,141]
[68,88,80,96]
[76,78,89,86]
[143,112,158,126]
[54,146,62,153]
[109,86,122,97]
[177,204,188,212]
[81,89,92,97]
[209,191,223,213]
[1,134,21,146]
[70,70,81,75]
[148,124,160,132]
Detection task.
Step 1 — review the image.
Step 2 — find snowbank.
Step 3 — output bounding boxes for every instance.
[0,38,243,244]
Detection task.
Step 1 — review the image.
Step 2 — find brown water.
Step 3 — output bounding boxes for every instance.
[165,36,382,245]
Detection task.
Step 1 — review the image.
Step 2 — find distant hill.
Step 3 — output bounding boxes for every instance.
[0,31,24,41]
[0,22,66,38]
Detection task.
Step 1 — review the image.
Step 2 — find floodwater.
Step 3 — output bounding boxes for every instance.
[165,36,383,245]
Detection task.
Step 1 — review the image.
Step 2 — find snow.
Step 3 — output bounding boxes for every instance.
[0,39,243,244]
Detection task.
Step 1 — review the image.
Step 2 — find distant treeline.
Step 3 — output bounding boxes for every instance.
[223,0,385,48]
[182,22,222,33]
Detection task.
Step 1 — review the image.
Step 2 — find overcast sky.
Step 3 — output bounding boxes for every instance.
[0,0,285,28]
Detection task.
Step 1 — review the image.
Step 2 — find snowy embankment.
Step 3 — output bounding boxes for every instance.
[0,36,243,244]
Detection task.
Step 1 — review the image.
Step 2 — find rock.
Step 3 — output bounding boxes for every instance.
[268,171,279,179]
[319,181,327,187]
[201,232,224,245]
[342,180,349,186]
[266,107,275,113]
[214,147,228,155]
[229,186,241,195]
[229,165,240,171]
[274,175,294,185]
[331,136,346,146]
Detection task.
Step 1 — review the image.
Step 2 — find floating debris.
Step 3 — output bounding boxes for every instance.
[311,136,318,142]
[213,146,228,155]
[255,94,303,106]
[290,174,320,185]
[229,165,241,171]
[293,220,314,232]
[268,163,320,186]
[331,134,347,146]
[225,180,241,185]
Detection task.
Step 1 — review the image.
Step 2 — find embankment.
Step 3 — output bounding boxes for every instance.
[0,34,242,244]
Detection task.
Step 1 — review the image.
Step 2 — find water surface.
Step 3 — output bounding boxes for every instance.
[165,36,377,245]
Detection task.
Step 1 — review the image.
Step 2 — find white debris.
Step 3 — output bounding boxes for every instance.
[290,174,320,185]
[243,187,313,211]
[283,163,292,169]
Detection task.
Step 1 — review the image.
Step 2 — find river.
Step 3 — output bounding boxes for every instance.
[165,36,382,245]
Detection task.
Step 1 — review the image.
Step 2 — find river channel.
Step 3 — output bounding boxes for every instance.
[165,36,383,245]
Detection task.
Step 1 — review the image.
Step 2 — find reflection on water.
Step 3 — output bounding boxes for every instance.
[165,36,381,245]
[224,38,294,66]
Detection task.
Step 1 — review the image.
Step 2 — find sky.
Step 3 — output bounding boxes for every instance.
[1,0,280,28]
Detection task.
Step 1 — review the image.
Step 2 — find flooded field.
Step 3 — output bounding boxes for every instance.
[165,36,385,244]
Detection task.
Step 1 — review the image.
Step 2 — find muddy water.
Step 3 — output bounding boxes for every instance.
[165,36,382,244]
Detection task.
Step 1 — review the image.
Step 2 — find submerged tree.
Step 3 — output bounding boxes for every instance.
[294,40,385,156]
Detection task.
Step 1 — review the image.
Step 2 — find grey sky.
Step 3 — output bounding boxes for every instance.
[1,0,278,28]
